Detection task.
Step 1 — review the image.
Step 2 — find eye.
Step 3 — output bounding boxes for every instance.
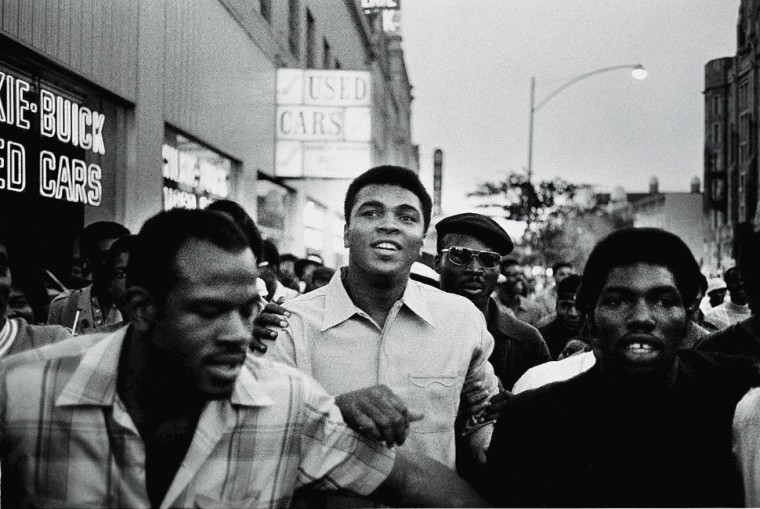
[399,214,417,223]
[601,296,622,308]
[360,209,380,219]
[196,304,223,319]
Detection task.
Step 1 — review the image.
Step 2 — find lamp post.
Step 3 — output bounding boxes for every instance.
[526,64,647,183]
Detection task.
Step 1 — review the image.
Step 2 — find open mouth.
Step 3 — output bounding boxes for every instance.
[206,354,245,381]
[620,340,661,363]
[371,241,402,252]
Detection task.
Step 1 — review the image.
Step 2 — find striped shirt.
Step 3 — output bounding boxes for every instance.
[0,328,395,508]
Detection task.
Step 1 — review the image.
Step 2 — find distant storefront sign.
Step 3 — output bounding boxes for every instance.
[275,69,372,179]
[162,127,234,210]
[361,0,401,35]
[0,68,106,206]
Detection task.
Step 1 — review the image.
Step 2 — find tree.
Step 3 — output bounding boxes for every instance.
[468,172,633,269]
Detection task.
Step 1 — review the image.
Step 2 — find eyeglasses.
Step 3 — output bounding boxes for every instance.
[442,247,501,268]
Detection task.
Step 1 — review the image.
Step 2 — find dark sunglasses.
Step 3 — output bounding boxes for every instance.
[442,247,501,268]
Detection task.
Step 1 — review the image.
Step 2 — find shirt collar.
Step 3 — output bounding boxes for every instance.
[56,328,274,408]
[321,267,436,331]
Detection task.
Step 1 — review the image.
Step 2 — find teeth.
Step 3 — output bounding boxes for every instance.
[376,242,398,250]
[628,343,653,352]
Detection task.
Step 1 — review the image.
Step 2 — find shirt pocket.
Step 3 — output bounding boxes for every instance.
[407,373,460,434]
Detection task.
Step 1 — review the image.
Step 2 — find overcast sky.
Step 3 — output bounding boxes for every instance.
[403,1,740,216]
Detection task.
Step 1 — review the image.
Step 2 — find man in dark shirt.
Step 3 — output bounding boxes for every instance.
[483,227,759,507]
[538,274,584,359]
[435,213,550,390]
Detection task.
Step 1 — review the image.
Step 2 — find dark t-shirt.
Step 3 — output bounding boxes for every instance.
[482,350,760,507]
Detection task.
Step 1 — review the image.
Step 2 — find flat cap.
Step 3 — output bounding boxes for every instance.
[435,213,514,255]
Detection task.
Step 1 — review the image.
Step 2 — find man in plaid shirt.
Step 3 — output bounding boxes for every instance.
[0,208,484,508]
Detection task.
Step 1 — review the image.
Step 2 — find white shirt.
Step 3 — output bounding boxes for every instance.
[512,351,596,393]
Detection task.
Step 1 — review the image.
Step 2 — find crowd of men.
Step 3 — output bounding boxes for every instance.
[1,165,760,507]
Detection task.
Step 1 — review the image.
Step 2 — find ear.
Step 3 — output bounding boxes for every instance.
[124,286,158,332]
[434,254,442,274]
[343,222,350,249]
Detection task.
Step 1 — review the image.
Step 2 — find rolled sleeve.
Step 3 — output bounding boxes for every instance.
[297,377,396,496]
[461,312,500,413]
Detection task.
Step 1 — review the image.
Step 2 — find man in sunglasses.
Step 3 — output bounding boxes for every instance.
[435,213,550,391]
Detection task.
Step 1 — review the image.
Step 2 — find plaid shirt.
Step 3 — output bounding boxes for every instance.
[0,329,395,508]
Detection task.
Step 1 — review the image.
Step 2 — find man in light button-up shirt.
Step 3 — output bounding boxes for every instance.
[268,166,500,472]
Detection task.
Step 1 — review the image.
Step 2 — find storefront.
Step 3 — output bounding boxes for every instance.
[162,126,238,211]
[0,42,129,282]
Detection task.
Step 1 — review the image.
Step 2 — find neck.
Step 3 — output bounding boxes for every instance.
[117,328,204,428]
[342,266,407,326]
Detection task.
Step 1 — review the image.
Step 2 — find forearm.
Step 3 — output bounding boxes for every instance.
[371,449,491,507]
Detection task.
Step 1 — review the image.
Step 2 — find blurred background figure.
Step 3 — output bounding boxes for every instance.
[538,274,584,360]
[278,253,301,291]
[494,258,544,327]
[535,261,575,319]
[94,235,136,333]
[0,231,70,355]
[259,239,299,304]
[700,276,728,315]
[295,254,324,293]
[703,267,751,331]
[310,266,336,291]
[47,221,130,334]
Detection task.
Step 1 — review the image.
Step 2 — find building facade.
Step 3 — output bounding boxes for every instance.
[0,0,416,281]
[703,0,760,273]
[632,178,704,267]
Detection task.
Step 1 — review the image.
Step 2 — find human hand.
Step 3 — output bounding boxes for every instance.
[250,302,290,353]
[335,385,424,447]
[477,389,513,423]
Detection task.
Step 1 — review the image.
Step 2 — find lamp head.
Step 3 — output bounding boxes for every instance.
[632,64,648,80]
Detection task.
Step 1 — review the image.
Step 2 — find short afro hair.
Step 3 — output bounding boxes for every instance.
[344,166,432,232]
[576,228,702,313]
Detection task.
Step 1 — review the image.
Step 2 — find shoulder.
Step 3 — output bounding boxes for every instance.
[2,331,108,372]
[503,368,594,418]
[735,387,760,427]
[678,350,760,393]
[16,320,72,348]
[243,354,331,402]
[492,301,543,342]
[694,319,758,355]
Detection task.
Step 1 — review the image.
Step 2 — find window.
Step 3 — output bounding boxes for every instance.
[712,95,720,116]
[739,174,747,221]
[713,123,720,146]
[740,81,749,107]
[335,59,341,69]
[259,0,271,22]
[305,9,316,69]
[322,38,332,70]
[740,113,751,163]
[288,0,300,57]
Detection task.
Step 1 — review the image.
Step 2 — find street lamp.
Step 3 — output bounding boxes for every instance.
[526,64,647,182]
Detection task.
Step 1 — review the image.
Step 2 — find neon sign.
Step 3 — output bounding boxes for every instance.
[0,70,104,206]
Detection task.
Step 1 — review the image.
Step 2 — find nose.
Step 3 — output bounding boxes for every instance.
[218,310,253,349]
[464,255,484,273]
[626,299,655,331]
[567,304,580,318]
[377,212,401,233]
